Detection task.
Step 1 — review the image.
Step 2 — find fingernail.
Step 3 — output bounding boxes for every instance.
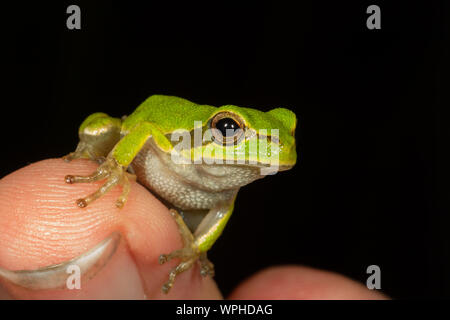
[0,232,121,290]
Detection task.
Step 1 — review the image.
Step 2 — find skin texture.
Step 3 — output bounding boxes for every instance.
[0,160,388,299]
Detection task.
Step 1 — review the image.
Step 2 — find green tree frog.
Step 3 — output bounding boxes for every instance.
[63,95,297,293]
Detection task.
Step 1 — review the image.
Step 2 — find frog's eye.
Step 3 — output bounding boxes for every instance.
[210,112,245,145]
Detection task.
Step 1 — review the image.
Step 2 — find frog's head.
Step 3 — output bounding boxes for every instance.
[193,104,297,174]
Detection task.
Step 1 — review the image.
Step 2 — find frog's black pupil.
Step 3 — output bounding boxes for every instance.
[216,118,239,136]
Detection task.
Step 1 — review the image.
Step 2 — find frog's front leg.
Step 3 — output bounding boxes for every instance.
[64,121,170,208]
[159,199,235,293]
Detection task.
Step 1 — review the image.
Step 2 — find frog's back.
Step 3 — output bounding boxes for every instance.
[123,95,216,133]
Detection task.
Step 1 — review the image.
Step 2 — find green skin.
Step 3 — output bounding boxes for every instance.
[63,95,297,293]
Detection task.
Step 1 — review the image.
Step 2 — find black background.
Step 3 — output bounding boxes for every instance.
[2,1,450,299]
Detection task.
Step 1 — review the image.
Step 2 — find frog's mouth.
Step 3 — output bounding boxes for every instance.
[240,162,295,174]
[269,163,295,172]
[197,161,295,177]
[195,155,295,169]
[239,162,294,171]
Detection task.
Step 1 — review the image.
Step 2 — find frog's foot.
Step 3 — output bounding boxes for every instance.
[199,253,215,277]
[159,209,212,294]
[64,157,134,208]
[62,142,105,164]
[63,153,106,164]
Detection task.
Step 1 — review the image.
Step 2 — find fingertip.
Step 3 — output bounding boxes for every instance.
[228,265,389,300]
[0,159,222,299]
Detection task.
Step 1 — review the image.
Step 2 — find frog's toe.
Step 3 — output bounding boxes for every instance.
[200,253,215,277]
[64,162,108,184]
[65,157,130,208]
[63,152,86,162]
[62,142,97,162]
[159,247,197,265]
[62,152,76,162]
[63,150,106,164]
[161,257,198,294]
